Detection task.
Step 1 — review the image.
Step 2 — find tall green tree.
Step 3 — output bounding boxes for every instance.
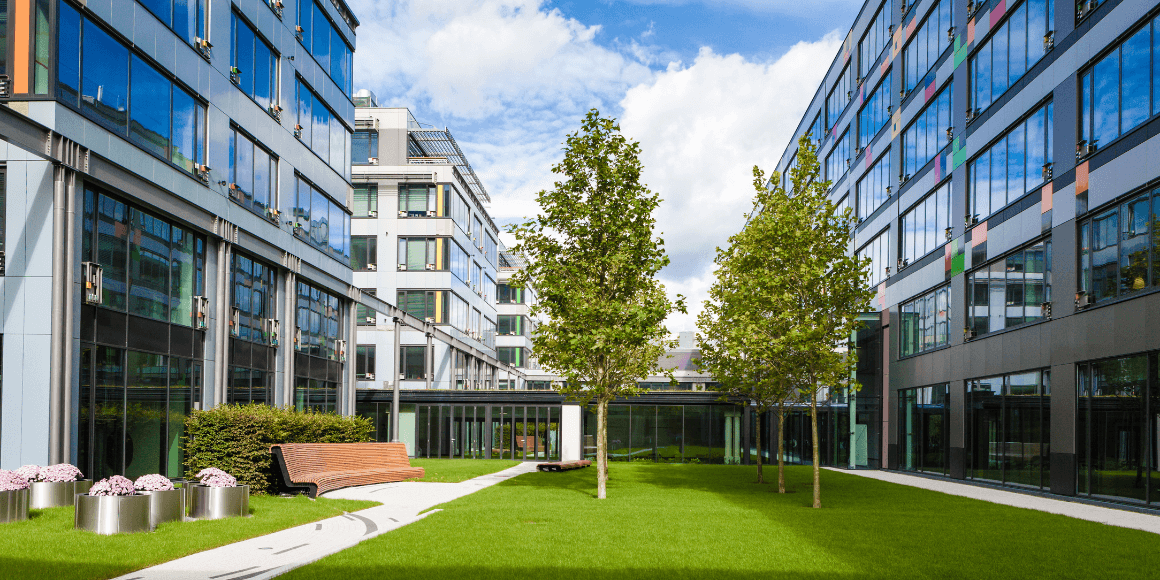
[773,135,874,508]
[697,167,800,491]
[509,109,685,500]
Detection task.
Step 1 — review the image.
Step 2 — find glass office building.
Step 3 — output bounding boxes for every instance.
[774,0,1160,505]
[0,0,372,478]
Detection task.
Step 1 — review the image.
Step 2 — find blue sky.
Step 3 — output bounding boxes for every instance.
[347,0,862,331]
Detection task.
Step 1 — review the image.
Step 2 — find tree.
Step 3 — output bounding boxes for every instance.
[771,135,874,508]
[696,166,801,491]
[508,109,685,500]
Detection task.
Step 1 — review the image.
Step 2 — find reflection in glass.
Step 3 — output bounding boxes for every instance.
[81,20,128,133]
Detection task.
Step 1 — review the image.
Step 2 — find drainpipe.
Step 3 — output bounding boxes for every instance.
[214,240,232,407]
[283,269,297,408]
[62,171,77,462]
[48,166,66,464]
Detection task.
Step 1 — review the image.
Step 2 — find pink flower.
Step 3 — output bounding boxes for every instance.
[14,465,40,481]
[38,463,83,483]
[134,474,175,492]
[201,473,238,488]
[89,475,135,497]
[196,467,229,480]
[0,470,30,492]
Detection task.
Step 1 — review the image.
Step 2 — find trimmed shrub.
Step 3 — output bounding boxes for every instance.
[183,404,373,495]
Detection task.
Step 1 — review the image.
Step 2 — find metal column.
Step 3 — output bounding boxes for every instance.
[425,330,434,390]
[48,166,67,464]
[390,317,401,442]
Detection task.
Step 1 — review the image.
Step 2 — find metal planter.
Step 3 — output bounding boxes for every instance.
[30,480,93,509]
[140,488,186,527]
[189,485,249,520]
[0,489,30,523]
[74,494,151,535]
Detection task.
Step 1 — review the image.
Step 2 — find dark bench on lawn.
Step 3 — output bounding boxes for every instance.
[536,460,592,472]
[270,442,424,498]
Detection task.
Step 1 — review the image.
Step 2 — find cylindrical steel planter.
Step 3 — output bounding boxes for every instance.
[30,480,93,509]
[141,488,186,527]
[74,494,151,535]
[0,489,30,523]
[189,485,249,520]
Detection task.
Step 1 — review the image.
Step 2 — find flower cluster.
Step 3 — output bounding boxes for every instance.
[196,467,229,480]
[38,463,83,483]
[201,473,238,488]
[14,465,40,481]
[0,470,30,492]
[89,475,135,497]
[134,474,175,492]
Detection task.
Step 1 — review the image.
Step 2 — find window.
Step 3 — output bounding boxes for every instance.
[484,274,495,304]
[295,77,349,176]
[297,0,353,94]
[967,370,1051,489]
[498,315,527,336]
[357,289,376,325]
[826,65,853,129]
[450,240,470,284]
[293,175,350,262]
[83,187,206,326]
[971,0,1054,113]
[231,253,276,344]
[482,317,496,347]
[398,237,443,271]
[354,184,378,217]
[1079,187,1160,304]
[231,12,277,113]
[350,236,377,271]
[826,129,851,184]
[138,0,206,46]
[899,285,950,357]
[900,180,951,264]
[1079,16,1160,153]
[859,2,890,79]
[356,345,376,379]
[498,347,525,368]
[857,150,891,219]
[858,71,892,148]
[858,229,890,287]
[968,239,1051,336]
[295,280,342,359]
[969,102,1052,220]
[484,233,498,265]
[898,384,949,475]
[472,262,482,289]
[903,0,953,93]
[352,130,378,165]
[229,127,277,215]
[449,292,469,331]
[1076,354,1160,504]
[400,346,425,380]
[398,184,438,217]
[397,290,447,323]
[498,283,525,304]
[902,81,952,178]
[450,191,470,232]
[809,114,824,145]
[471,308,481,335]
[58,4,206,177]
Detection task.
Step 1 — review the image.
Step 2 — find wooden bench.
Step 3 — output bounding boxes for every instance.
[536,460,592,472]
[270,442,424,498]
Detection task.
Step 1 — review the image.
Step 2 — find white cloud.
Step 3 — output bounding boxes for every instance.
[618,36,842,332]
[613,0,864,16]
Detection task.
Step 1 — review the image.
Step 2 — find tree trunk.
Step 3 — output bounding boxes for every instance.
[810,392,820,509]
[777,400,786,494]
[597,398,608,499]
[755,406,764,483]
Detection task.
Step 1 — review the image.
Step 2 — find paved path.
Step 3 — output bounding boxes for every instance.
[116,462,539,580]
[830,468,1160,535]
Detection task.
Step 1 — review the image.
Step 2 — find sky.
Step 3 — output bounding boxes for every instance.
[347,0,864,333]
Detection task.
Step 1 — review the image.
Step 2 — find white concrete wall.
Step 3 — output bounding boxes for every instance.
[561,405,581,461]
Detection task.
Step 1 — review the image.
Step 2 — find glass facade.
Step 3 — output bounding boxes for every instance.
[858,228,890,287]
[967,370,1051,489]
[297,0,354,94]
[1077,354,1160,504]
[899,285,950,357]
[970,0,1054,113]
[231,11,278,112]
[827,65,853,130]
[859,1,890,79]
[229,127,277,216]
[857,150,891,219]
[826,129,852,184]
[900,180,951,264]
[968,239,1051,336]
[352,130,378,165]
[903,0,952,93]
[898,384,949,474]
[969,102,1052,220]
[858,71,892,148]
[1078,187,1160,304]
[295,77,350,178]
[902,81,952,177]
[293,175,351,262]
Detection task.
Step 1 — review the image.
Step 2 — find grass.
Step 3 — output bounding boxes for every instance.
[408,459,522,482]
[2,494,377,579]
[285,463,1160,580]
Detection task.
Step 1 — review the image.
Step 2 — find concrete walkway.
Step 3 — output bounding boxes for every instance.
[830,468,1160,535]
[115,462,539,580]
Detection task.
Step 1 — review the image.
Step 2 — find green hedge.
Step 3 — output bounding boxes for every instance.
[183,404,373,495]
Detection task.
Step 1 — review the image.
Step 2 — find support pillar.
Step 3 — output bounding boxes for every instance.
[425,330,433,390]
[344,297,357,415]
[281,268,297,408]
[390,317,401,442]
[48,166,67,464]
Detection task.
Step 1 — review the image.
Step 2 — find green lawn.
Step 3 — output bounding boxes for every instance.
[3,495,376,580]
[408,458,522,482]
[286,464,1160,580]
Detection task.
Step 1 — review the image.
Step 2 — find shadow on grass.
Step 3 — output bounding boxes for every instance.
[289,564,876,580]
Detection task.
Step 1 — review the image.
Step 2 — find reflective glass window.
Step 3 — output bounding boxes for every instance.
[129,55,170,159]
[968,239,1051,336]
[900,180,951,264]
[903,0,952,93]
[81,19,129,133]
[857,150,891,220]
[970,0,1053,112]
[902,81,952,177]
